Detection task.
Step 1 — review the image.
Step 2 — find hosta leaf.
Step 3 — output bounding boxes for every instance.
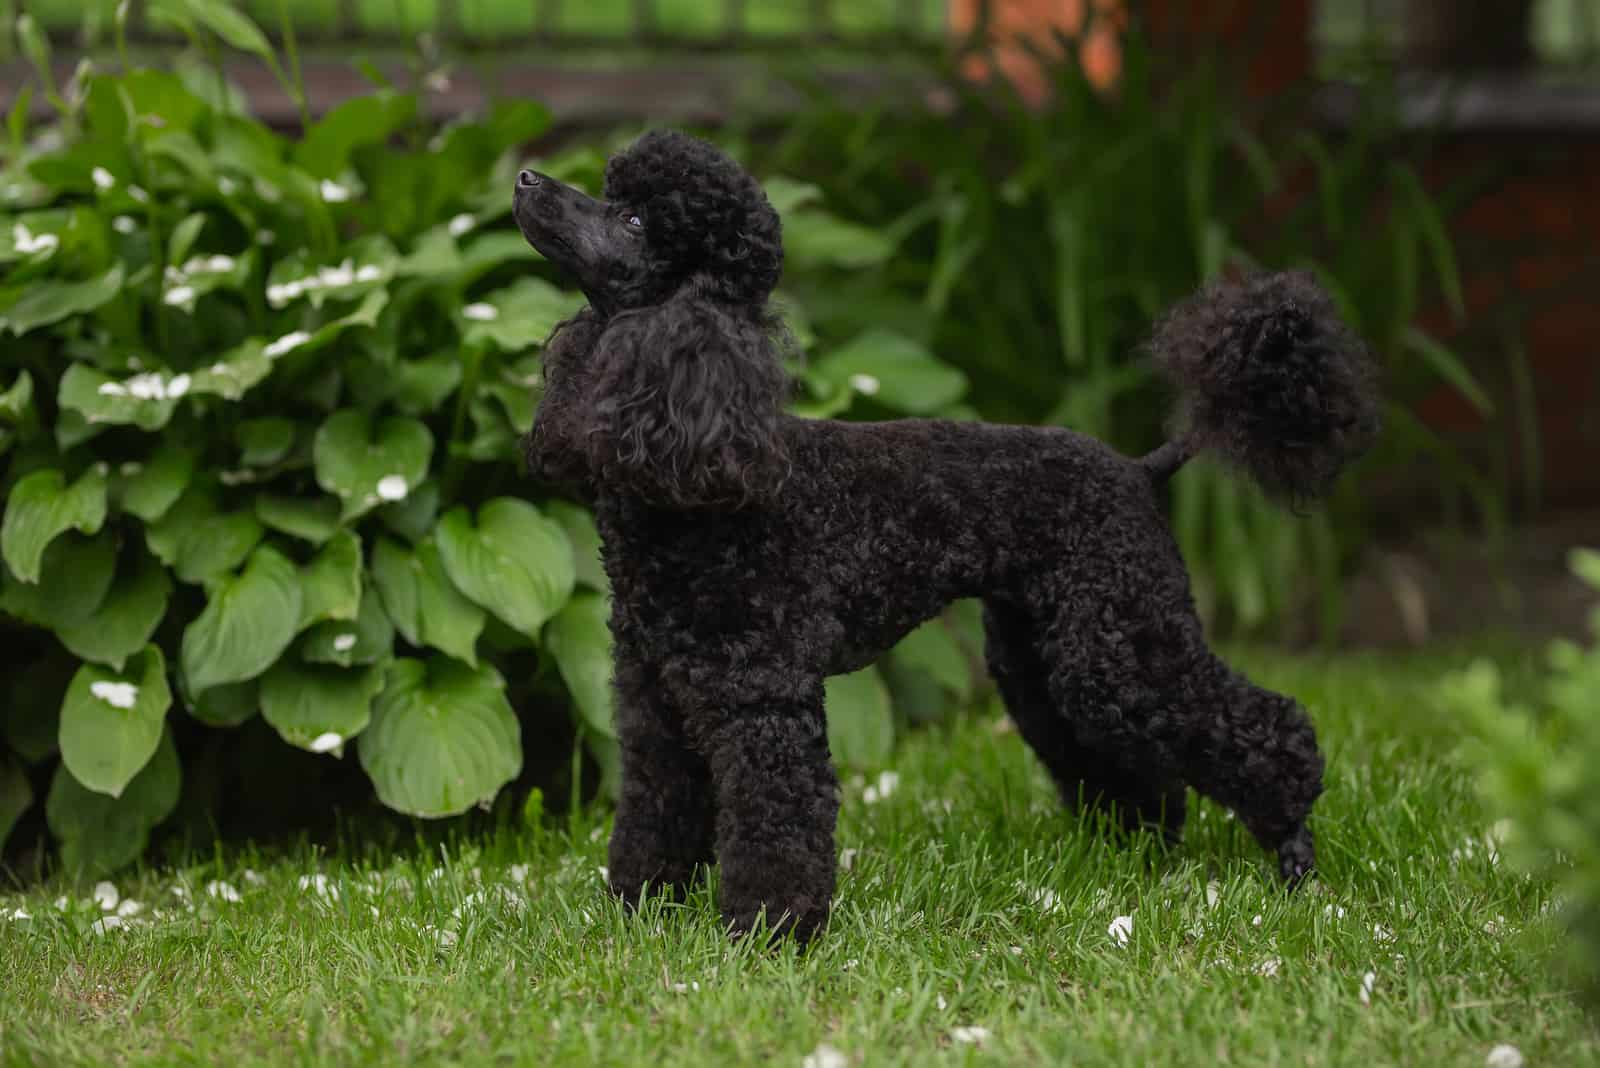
[256,494,340,543]
[825,667,894,768]
[546,500,606,590]
[119,444,198,522]
[459,277,584,352]
[298,529,362,629]
[1,658,71,764]
[813,330,968,415]
[237,418,297,466]
[55,550,172,669]
[186,679,258,727]
[784,211,894,269]
[889,619,973,701]
[1,466,108,583]
[0,370,35,423]
[181,545,304,696]
[764,176,824,218]
[189,339,274,401]
[0,264,124,336]
[435,499,575,641]
[545,591,615,738]
[261,659,382,754]
[370,537,484,666]
[0,530,117,629]
[387,352,463,415]
[58,364,182,431]
[359,657,521,818]
[377,479,440,544]
[0,755,31,853]
[302,583,394,667]
[294,91,416,179]
[313,409,433,522]
[46,728,180,877]
[59,645,172,798]
[145,485,264,585]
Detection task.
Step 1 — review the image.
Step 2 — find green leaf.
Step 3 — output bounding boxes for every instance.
[825,667,894,768]
[387,352,463,415]
[546,500,606,590]
[459,278,584,352]
[377,479,440,544]
[1,466,108,583]
[167,211,207,266]
[813,330,968,415]
[302,582,395,667]
[545,591,615,738]
[189,339,274,401]
[55,551,172,670]
[0,755,31,853]
[181,545,304,696]
[784,210,894,269]
[359,657,521,818]
[294,92,417,179]
[370,537,484,666]
[58,646,172,799]
[0,370,34,423]
[0,530,116,629]
[237,418,297,466]
[58,364,181,431]
[764,176,824,218]
[0,265,124,336]
[145,485,264,585]
[255,494,340,544]
[119,444,198,522]
[313,410,434,522]
[46,728,180,877]
[298,529,362,629]
[1570,548,1600,593]
[890,619,974,702]
[435,499,575,641]
[1402,327,1491,415]
[1,658,70,764]
[261,659,382,754]
[186,680,259,727]
[152,0,275,61]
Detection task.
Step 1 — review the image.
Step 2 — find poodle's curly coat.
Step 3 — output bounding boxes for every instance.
[513,130,1381,942]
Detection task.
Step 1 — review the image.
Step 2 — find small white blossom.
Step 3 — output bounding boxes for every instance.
[319,179,352,203]
[1373,924,1393,944]
[243,869,265,886]
[254,178,280,203]
[1359,970,1376,1006]
[217,176,238,196]
[309,732,343,754]
[164,285,196,307]
[332,633,358,653]
[1251,914,1263,927]
[950,1026,992,1046]
[90,681,139,709]
[462,302,498,322]
[263,331,311,359]
[1205,881,1221,909]
[116,899,143,918]
[92,882,120,911]
[128,185,149,203]
[508,864,531,883]
[318,260,356,288]
[1485,1044,1524,1068]
[256,228,275,245]
[862,770,899,804]
[206,881,241,903]
[848,373,880,396]
[12,223,59,255]
[1254,957,1281,977]
[448,213,476,237]
[298,873,339,901]
[4,907,30,921]
[92,166,116,191]
[801,1043,847,1068]
[90,915,126,934]
[166,374,191,399]
[355,264,383,283]
[839,848,859,872]
[376,475,409,502]
[112,215,138,234]
[1108,914,1133,946]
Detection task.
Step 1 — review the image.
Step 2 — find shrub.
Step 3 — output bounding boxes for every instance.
[1443,548,1600,1004]
[0,5,987,875]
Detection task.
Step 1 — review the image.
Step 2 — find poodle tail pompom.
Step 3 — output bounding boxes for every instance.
[1144,270,1382,505]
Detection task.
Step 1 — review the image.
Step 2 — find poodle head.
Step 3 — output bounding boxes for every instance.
[514,130,782,314]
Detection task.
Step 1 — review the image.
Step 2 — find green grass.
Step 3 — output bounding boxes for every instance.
[1,648,1595,1066]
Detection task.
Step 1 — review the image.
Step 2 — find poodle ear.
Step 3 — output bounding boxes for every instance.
[586,295,790,508]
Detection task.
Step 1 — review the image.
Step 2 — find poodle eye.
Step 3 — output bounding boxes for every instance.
[623,213,643,229]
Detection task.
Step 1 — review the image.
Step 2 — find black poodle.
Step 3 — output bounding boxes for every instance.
[512,130,1380,942]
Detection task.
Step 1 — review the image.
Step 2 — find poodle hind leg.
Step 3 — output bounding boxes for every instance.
[984,598,1187,845]
[607,660,717,907]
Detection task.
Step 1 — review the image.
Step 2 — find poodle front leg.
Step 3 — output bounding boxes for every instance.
[702,691,839,944]
[607,663,717,907]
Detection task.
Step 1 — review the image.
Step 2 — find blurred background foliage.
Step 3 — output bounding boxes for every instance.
[0,0,1561,882]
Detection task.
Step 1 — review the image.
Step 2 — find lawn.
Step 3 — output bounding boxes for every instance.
[1,647,1593,1066]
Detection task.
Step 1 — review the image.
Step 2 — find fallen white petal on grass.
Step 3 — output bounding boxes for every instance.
[243,869,265,886]
[116,899,143,918]
[1108,914,1133,947]
[839,848,859,872]
[1255,957,1282,978]
[1373,924,1394,944]
[862,771,899,805]
[462,302,498,322]
[508,864,531,883]
[206,881,242,903]
[950,1026,992,1046]
[298,874,339,901]
[4,907,31,921]
[90,916,126,935]
[90,681,139,709]
[1251,914,1264,927]
[1205,881,1220,909]
[1359,971,1376,1006]
[1485,1043,1524,1068]
[936,994,948,1011]
[801,1043,847,1068]
[92,882,119,911]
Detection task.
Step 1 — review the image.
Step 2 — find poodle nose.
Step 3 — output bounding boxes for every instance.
[517,169,542,189]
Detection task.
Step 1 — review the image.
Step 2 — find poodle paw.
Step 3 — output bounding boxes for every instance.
[607,865,701,909]
[1277,825,1316,888]
[722,902,829,946]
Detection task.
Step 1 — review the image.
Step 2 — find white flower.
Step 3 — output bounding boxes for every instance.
[448,213,476,237]
[92,882,120,911]
[1323,904,1347,919]
[112,215,138,234]
[90,915,126,934]
[266,281,304,307]
[1359,970,1376,1006]
[950,1026,991,1046]
[116,899,143,918]
[1251,914,1263,927]
[667,980,701,994]
[462,302,498,322]
[376,475,409,502]
[320,179,352,203]
[90,681,139,709]
[1485,1044,1524,1068]
[12,223,59,255]
[1254,957,1281,977]
[840,848,859,872]
[166,374,191,399]
[4,907,30,921]
[309,732,343,754]
[1205,881,1221,909]
[862,770,899,804]
[332,633,358,653]
[206,881,241,903]
[1108,914,1133,946]
[801,1043,847,1068]
[1373,924,1393,944]
[164,285,196,307]
[254,178,280,203]
[298,873,339,901]
[263,331,311,359]
[92,166,116,191]
[128,185,149,203]
[243,869,265,886]
[508,864,531,883]
[318,260,356,288]
[217,176,238,196]
[848,373,880,396]
[125,373,168,400]
[355,264,383,283]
